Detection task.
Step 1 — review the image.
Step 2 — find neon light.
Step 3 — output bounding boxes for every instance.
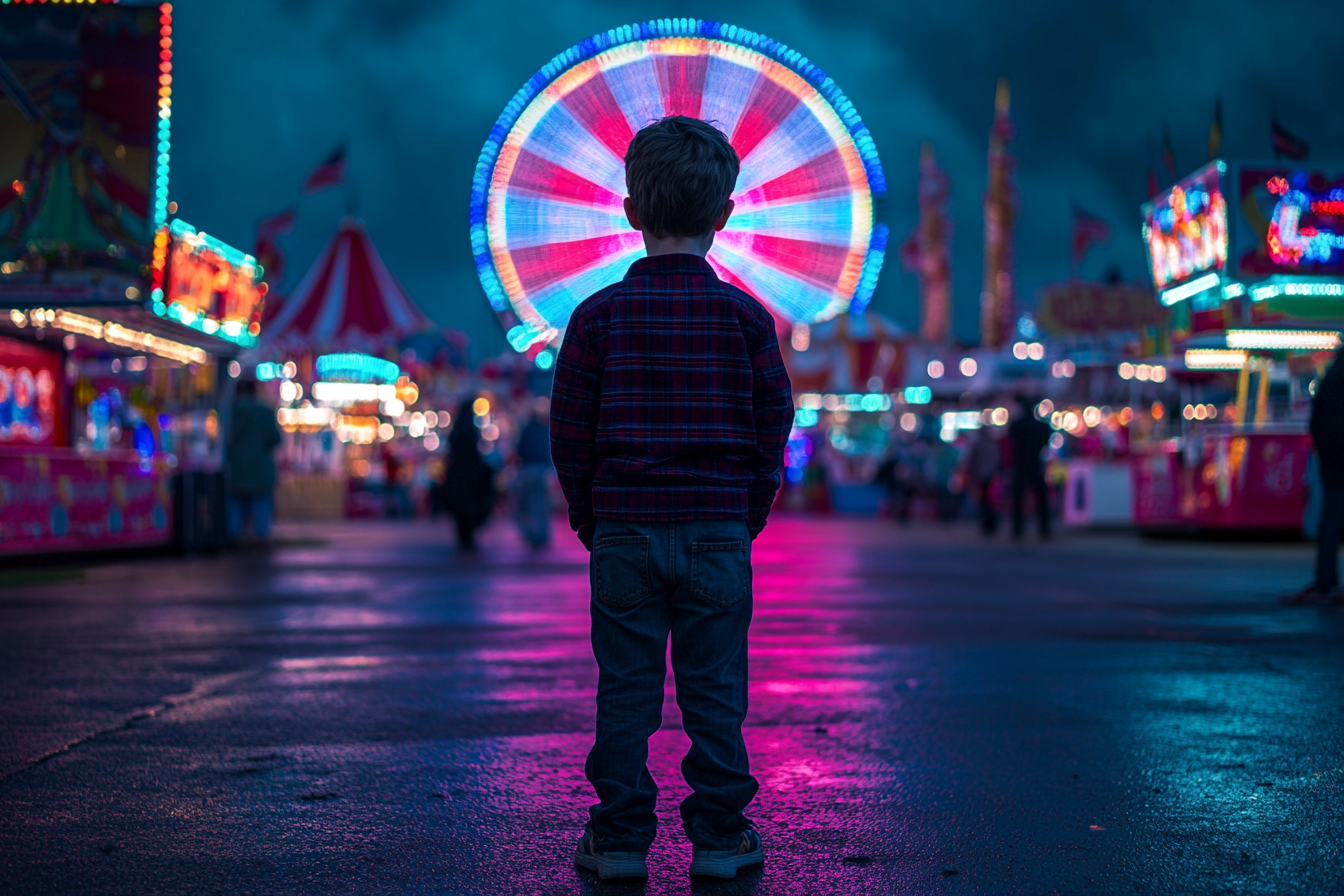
[1142,161,1227,291]
[471,19,886,343]
[1268,187,1344,266]
[1226,329,1340,351]
[1221,282,1245,299]
[1159,271,1220,306]
[156,219,265,348]
[903,386,932,404]
[314,353,400,384]
[1185,349,1248,370]
[311,382,399,405]
[153,4,173,232]
[27,308,207,365]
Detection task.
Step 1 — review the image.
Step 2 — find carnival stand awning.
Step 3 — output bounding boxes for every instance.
[262,218,431,356]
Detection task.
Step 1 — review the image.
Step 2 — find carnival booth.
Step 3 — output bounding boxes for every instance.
[1130,159,1344,531]
[0,2,257,555]
[257,218,456,519]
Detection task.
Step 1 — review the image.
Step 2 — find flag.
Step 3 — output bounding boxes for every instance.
[1208,97,1223,160]
[303,145,347,194]
[1271,120,1309,161]
[1071,207,1112,272]
[256,207,296,239]
[1161,126,1177,179]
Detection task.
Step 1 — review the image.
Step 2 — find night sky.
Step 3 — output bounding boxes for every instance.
[167,0,1344,361]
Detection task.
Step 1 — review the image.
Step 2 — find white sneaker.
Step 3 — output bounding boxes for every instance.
[574,829,648,880]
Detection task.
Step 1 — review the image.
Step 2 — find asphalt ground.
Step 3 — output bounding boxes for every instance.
[1,516,1342,895]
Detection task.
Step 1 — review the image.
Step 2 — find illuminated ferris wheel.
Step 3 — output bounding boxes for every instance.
[470,19,888,353]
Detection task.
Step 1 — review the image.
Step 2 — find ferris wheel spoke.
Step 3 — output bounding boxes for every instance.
[510,231,643,297]
[603,55,667,134]
[521,103,629,196]
[734,147,855,211]
[709,240,841,322]
[654,53,708,118]
[698,55,760,140]
[728,74,800,161]
[714,230,856,290]
[527,243,646,328]
[735,102,836,194]
[502,193,630,250]
[723,194,856,244]
[560,73,638,162]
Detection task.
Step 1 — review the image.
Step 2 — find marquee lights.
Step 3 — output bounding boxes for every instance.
[314,353,400,384]
[1225,329,1341,351]
[1185,349,1249,370]
[153,4,173,232]
[794,392,894,412]
[1267,185,1344,266]
[311,382,399,405]
[26,308,208,365]
[1142,161,1228,291]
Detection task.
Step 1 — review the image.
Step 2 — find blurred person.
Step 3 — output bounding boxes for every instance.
[443,399,496,551]
[514,396,554,549]
[381,443,410,518]
[966,426,1002,536]
[1286,350,1344,604]
[226,379,281,545]
[1009,396,1052,540]
[551,117,791,882]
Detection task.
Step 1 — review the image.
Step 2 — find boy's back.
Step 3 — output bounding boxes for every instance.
[550,116,792,883]
[551,253,792,546]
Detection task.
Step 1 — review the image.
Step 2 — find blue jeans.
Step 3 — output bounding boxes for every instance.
[228,494,273,540]
[585,518,758,852]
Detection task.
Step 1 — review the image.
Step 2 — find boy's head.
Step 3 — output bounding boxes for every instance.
[624,116,739,240]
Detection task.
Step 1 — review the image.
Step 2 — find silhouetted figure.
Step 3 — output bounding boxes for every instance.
[443,400,495,551]
[227,379,281,545]
[966,427,1002,536]
[1008,397,1052,539]
[1287,351,1344,603]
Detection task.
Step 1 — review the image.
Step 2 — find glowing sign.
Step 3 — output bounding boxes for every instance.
[154,219,266,348]
[1141,161,1228,291]
[1236,166,1344,278]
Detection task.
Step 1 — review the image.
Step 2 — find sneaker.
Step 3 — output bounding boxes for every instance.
[574,830,648,881]
[689,829,764,880]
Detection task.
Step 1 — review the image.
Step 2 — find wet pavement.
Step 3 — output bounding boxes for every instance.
[1,516,1342,895]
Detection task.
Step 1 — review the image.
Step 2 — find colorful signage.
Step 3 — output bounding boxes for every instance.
[152,219,266,348]
[0,449,171,554]
[1142,161,1228,292]
[1235,165,1344,278]
[1036,281,1165,335]
[0,334,63,447]
[0,4,164,269]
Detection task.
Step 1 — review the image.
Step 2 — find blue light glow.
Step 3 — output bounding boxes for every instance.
[314,353,400,384]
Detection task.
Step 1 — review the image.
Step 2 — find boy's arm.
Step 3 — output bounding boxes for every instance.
[746,315,794,538]
[550,310,602,550]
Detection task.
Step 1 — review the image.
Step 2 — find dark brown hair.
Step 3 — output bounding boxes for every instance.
[624,116,740,239]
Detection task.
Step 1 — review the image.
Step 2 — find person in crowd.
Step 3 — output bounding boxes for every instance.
[1008,396,1052,540]
[514,396,554,549]
[443,399,496,551]
[226,379,281,546]
[966,425,1002,536]
[550,116,792,882]
[380,443,410,518]
[1286,350,1344,604]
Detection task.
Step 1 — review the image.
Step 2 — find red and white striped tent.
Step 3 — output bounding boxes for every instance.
[262,218,431,355]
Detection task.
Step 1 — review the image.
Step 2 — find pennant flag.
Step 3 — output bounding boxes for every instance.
[303,145,348,194]
[1208,97,1223,160]
[1271,119,1309,161]
[1161,126,1177,179]
[1071,207,1112,272]
[256,207,296,239]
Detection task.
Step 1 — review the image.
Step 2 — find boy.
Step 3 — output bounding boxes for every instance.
[550,116,793,881]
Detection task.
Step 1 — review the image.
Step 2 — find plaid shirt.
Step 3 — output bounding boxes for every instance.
[550,253,793,546]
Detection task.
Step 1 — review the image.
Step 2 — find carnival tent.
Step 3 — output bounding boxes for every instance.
[784,311,908,394]
[262,218,431,356]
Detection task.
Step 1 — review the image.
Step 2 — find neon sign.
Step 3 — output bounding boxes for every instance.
[152,219,266,348]
[1235,166,1344,278]
[1141,161,1228,292]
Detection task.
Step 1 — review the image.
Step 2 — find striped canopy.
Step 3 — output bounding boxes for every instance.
[263,218,430,355]
[472,19,888,352]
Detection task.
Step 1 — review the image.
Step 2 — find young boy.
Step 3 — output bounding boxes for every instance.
[550,116,793,881]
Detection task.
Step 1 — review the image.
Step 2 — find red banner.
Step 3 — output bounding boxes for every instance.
[0,449,172,554]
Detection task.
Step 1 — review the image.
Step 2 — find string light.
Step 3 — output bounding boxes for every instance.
[1226,329,1341,351]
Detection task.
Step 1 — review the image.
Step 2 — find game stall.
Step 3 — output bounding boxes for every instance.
[1130,159,1344,531]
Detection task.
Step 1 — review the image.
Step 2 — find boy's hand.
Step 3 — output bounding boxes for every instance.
[577,524,595,552]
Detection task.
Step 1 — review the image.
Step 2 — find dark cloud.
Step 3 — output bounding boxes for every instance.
[169,0,1344,358]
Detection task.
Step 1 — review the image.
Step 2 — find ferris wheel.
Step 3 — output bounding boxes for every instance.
[471,19,887,352]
